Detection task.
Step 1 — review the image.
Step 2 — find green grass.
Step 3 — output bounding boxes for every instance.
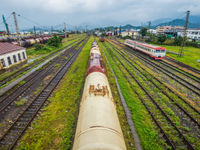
[26,36,84,58]
[16,36,92,150]
[160,45,200,70]
[98,41,136,149]
[106,40,200,149]
[15,98,28,106]
[98,41,165,150]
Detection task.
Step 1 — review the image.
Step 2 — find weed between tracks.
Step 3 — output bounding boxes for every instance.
[15,98,28,106]
[16,37,92,150]
[104,40,200,149]
[98,41,165,150]
[98,41,136,150]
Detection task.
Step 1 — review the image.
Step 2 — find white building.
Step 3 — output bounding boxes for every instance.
[187,29,200,41]
[178,28,200,41]
[148,29,157,34]
[0,42,27,69]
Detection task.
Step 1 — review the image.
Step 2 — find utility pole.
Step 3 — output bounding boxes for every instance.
[64,22,67,38]
[148,21,151,29]
[179,10,190,57]
[12,12,20,35]
[33,26,36,38]
[85,25,88,33]
[64,22,66,32]
[51,26,53,35]
[119,25,122,36]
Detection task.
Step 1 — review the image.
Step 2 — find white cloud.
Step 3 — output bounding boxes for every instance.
[0,0,199,27]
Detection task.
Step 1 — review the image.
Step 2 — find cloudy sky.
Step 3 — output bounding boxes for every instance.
[0,0,200,30]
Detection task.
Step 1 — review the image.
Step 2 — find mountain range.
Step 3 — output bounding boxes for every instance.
[120,15,200,30]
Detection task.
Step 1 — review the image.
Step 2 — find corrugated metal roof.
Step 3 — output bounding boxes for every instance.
[0,42,24,55]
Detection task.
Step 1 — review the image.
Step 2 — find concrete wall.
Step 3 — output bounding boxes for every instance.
[0,49,27,69]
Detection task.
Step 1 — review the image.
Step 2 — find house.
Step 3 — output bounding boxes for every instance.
[121,30,139,39]
[0,42,27,69]
[148,29,157,34]
[186,29,200,41]
[178,28,200,41]
[156,26,184,37]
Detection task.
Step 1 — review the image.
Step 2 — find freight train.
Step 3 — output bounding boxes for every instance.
[0,36,51,47]
[124,39,166,60]
[73,41,126,150]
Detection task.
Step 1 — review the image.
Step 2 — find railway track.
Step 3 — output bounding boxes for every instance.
[109,39,200,111]
[0,38,85,117]
[112,39,200,79]
[102,41,199,149]
[0,37,88,150]
[109,39,200,100]
[165,56,200,75]
[0,37,84,87]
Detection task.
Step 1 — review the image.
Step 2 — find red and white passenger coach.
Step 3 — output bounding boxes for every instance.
[124,39,166,60]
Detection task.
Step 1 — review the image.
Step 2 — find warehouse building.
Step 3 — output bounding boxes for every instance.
[0,42,27,69]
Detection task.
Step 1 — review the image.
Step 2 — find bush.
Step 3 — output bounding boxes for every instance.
[157,35,167,44]
[34,43,44,51]
[163,39,174,45]
[173,36,182,46]
[47,34,62,47]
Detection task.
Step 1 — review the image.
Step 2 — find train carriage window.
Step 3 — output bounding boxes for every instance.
[1,59,6,67]
[13,55,17,63]
[156,50,160,53]
[18,53,21,61]
[7,57,12,65]
[161,50,165,53]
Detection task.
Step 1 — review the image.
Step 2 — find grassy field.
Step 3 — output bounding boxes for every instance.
[16,36,92,150]
[160,45,200,70]
[98,41,165,150]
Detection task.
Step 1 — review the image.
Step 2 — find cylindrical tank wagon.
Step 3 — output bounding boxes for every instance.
[73,42,126,150]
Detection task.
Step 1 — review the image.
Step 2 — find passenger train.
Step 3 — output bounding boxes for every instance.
[73,41,126,150]
[124,39,166,60]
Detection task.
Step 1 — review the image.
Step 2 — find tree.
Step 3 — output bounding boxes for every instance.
[174,36,183,46]
[140,27,147,38]
[34,43,44,51]
[157,35,167,44]
[47,34,62,47]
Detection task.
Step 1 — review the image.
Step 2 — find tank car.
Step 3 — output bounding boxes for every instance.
[29,39,36,45]
[73,42,126,150]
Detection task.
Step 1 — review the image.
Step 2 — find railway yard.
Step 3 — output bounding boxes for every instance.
[0,34,199,150]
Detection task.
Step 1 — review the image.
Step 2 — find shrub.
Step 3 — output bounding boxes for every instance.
[157,35,167,44]
[34,43,44,51]
[163,39,174,45]
[47,34,62,47]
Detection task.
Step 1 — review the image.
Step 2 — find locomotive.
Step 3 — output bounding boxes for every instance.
[73,41,126,150]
